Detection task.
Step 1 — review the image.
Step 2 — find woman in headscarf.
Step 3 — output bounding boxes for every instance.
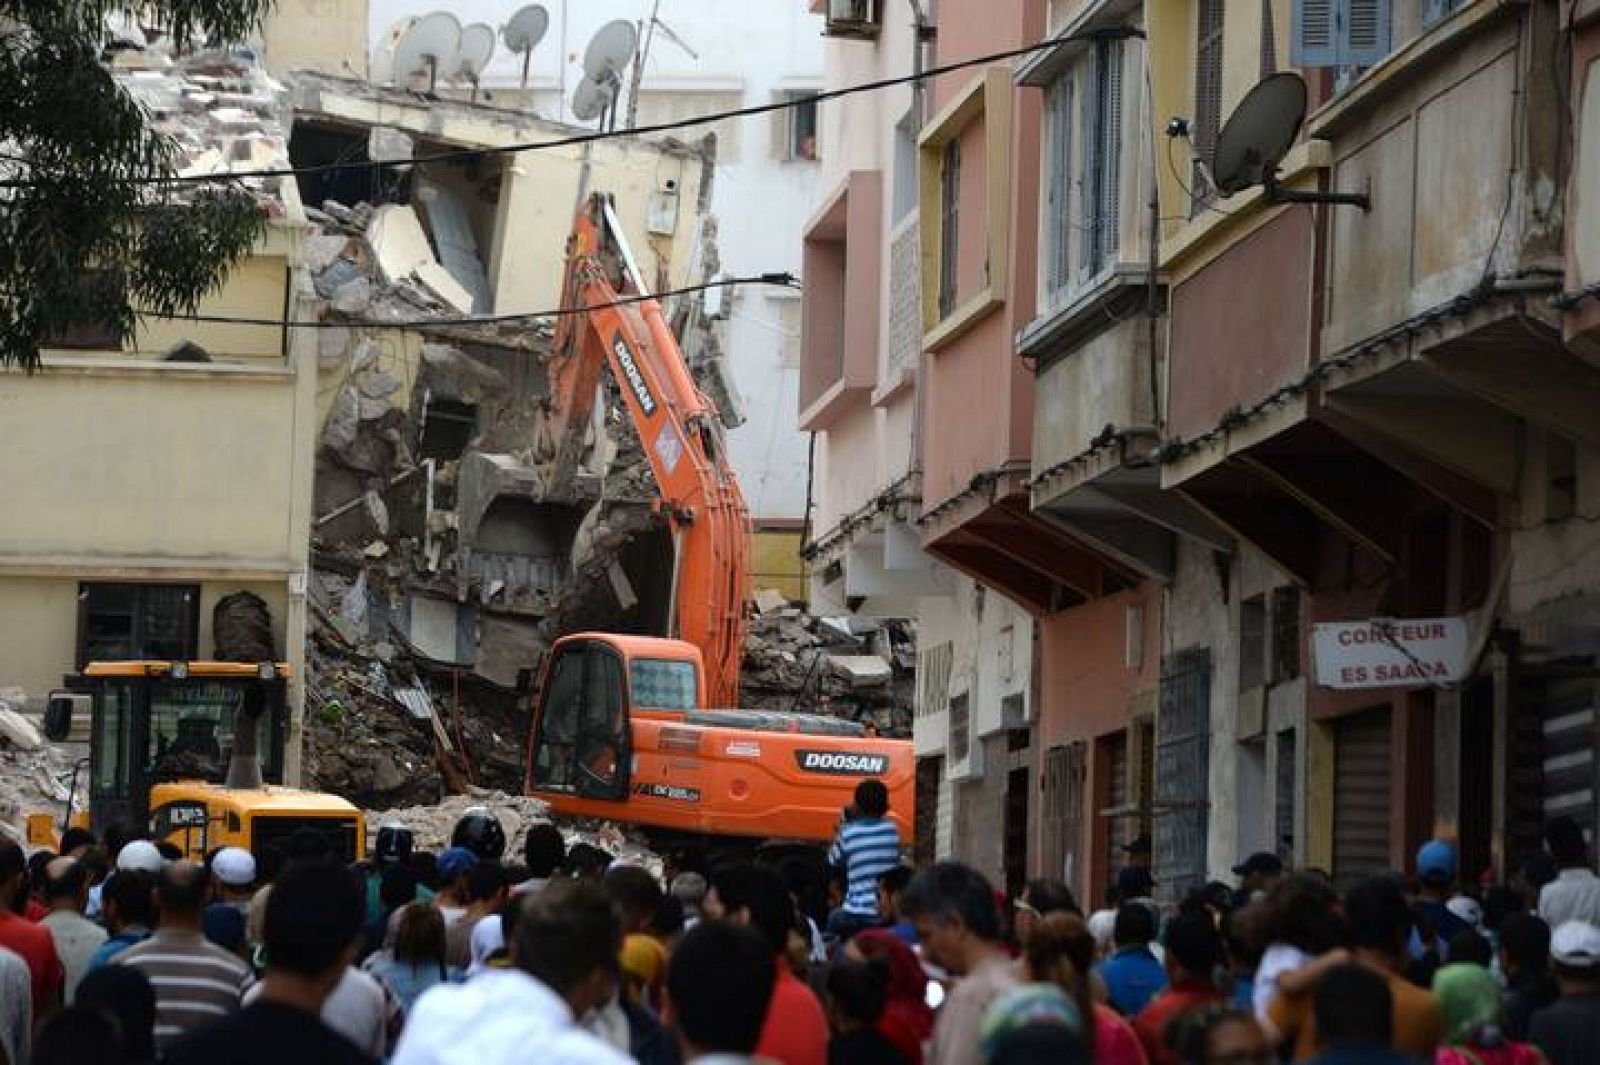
[850,928,935,1065]
[1432,962,1547,1065]
[979,984,1091,1065]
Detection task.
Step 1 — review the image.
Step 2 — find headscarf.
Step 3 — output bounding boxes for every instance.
[854,929,933,1065]
[979,984,1086,1065]
[467,914,504,977]
[1433,962,1504,1046]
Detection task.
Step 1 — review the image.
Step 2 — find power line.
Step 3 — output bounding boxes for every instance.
[0,28,1143,191]
[140,273,798,330]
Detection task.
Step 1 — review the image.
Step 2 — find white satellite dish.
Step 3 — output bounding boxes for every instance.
[502,4,550,88]
[456,22,496,98]
[391,11,462,93]
[370,16,417,87]
[583,19,638,82]
[571,74,616,123]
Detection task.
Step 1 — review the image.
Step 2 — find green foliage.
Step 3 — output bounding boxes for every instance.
[0,2,275,370]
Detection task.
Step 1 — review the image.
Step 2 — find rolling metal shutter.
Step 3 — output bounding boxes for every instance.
[1333,707,1392,888]
[1540,671,1599,837]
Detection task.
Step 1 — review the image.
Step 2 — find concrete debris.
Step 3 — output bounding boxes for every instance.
[0,709,41,751]
[414,261,474,315]
[0,726,86,840]
[754,588,789,616]
[331,277,373,315]
[826,655,893,689]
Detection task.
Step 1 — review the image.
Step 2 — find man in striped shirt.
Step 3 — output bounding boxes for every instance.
[826,779,902,941]
[116,860,252,1051]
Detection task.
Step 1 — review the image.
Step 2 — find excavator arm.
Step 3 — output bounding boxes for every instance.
[540,194,750,708]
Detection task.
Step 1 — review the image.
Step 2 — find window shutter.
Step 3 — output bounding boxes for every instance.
[1291,0,1337,67]
[1077,62,1100,279]
[1097,40,1124,269]
[1342,0,1392,67]
[1045,75,1074,297]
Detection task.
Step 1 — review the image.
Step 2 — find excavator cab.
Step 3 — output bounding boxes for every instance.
[527,638,633,801]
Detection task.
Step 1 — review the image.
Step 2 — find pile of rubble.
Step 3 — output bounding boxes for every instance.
[0,690,86,843]
[740,592,915,736]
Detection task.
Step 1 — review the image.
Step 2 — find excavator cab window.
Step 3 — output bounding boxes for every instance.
[530,643,631,801]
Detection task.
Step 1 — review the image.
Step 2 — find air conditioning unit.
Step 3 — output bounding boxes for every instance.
[824,0,880,39]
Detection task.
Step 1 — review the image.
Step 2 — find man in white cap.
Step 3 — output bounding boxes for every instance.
[1530,919,1600,1065]
[116,839,166,875]
[204,847,258,960]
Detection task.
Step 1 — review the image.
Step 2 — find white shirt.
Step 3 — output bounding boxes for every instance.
[1539,868,1600,929]
[392,968,633,1065]
[1253,942,1312,1022]
[246,966,390,1058]
[41,908,107,1003]
[0,946,29,1065]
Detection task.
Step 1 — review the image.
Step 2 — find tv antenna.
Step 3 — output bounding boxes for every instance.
[455,22,496,101]
[625,2,699,128]
[502,4,550,89]
[1210,72,1370,210]
[390,12,462,95]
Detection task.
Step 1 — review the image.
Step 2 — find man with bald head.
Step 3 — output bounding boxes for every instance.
[40,855,105,1002]
[115,860,253,1051]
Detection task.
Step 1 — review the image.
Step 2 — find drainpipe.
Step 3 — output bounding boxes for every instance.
[906,0,932,488]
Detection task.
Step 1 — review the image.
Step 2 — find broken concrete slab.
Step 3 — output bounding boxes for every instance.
[367,204,437,283]
[414,261,474,315]
[754,588,789,615]
[355,368,402,400]
[318,326,352,366]
[332,277,373,315]
[304,233,352,274]
[0,709,42,751]
[825,654,893,689]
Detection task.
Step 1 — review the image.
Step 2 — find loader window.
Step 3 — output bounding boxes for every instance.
[93,681,132,798]
[146,680,282,784]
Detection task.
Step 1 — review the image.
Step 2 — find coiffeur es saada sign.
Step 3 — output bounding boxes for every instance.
[1311,617,1470,689]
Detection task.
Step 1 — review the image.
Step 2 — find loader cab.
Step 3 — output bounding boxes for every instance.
[525,634,701,802]
[71,661,288,839]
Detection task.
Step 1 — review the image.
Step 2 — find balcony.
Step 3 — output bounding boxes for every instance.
[799,171,883,431]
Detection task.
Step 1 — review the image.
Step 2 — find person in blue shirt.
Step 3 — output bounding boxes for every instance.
[1413,840,1471,964]
[826,780,902,942]
[87,869,154,971]
[1095,901,1168,1017]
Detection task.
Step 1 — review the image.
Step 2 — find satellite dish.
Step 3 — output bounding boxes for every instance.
[1211,72,1307,197]
[583,19,638,82]
[571,74,616,123]
[502,4,549,87]
[391,11,462,93]
[456,23,496,81]
[370,16,417,86]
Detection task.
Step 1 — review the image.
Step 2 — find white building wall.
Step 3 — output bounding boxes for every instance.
[366,0,820,524]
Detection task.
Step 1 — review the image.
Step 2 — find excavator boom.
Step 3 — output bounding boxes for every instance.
[542,194,751,707]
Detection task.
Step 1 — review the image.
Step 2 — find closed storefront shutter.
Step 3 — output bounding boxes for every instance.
[1540,670,1599,837]
[1333,707,1392,889]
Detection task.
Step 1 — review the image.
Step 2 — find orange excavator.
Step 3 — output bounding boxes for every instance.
[521,195,913,846]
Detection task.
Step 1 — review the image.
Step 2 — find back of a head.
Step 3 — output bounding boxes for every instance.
[1113,901,1157,948]
[1548,816,1589,866]
[394,900,448,968]
[901,861,1001,942]
[59,826,96,857]
[1166,911,1223,977]
[380,865,420,912]
[0,840,25,885]
[32,1004,121,1065]
[263,862,364,980]
[103,870,155,927]
[605,864,665,926]
[156,861,210,919]
[523,823,567,879]
[1448,929,1494,968]
[1433,962,1502,1045]
[76,964,157,1064]
[563,842,614,880]
[669,920,777,1055]
[670,871,708,909]
[1343,876,1410,956]
[1024,878,1079,918]
[1314,963,1394,1049]
[513,879,620,998]
[1500,913,1551,974]
[43,857,88,903]
[829,957,891,1026]
[740,864,797,956]
[1267,872,1339,953]
[854,779,890,819]
[466,861,509,905]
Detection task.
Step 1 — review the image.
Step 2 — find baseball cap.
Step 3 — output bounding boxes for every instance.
[1417,840,1458,882]
[437,846,479,881]
[1551,920,1600,968]
[1445,895,1483,928]
[1232,852,1284,877]
[211,847,256,888]
[116,840,166,874]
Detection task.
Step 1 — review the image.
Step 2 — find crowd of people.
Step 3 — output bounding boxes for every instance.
[5,787,1600,1065]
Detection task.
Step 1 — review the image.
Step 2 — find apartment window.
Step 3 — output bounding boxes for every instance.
[1192,0,1226,216]
[1423,0,1462,26]
[1271,587,1302,683]
[78,583,200,666]
[938,138,961,318]
[1043,69,1075,301]
[822,0,881,39]
[1240,595,1267,692]
[1081,38,1124,276]
[893,107,919,222]
[949,691,971,762]
[777,91,819,161]
[1291,0,1393,72]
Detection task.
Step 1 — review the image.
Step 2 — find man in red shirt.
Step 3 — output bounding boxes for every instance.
[1135,912,1226,1065]
[0,841,64,1021]
[708,864,828,1065]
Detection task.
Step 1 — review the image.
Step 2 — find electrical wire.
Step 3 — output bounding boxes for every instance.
[135,273,798,329]
[0,28,1145,192]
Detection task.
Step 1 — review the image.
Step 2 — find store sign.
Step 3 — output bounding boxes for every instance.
[1312,617,1470,689]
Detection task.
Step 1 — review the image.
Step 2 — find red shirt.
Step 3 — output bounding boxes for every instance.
[1134,980,1224,1065]
[756,963,829,1065]
[0,908,64,1018]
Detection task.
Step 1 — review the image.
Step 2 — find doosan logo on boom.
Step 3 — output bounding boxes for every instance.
[796,750,889,775]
